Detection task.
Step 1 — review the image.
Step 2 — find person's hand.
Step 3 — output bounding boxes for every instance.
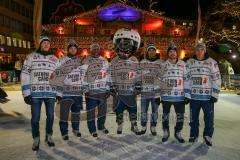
[155,98,161,105]
[210,96,218,103]
[105,92,111,99]
[184,98,190,104]
[110,85,117,94]
[24,95,32,105]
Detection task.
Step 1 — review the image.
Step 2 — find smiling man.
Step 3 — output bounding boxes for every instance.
[187,43,221,146]
[21,35,61,151]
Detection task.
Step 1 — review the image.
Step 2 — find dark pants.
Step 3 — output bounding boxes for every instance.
[31,98,55,138]
[59,96,82,136]
[189,99,214,138]
[114,95,137,125]
[15,70,21,82]
[162,101,185,133]
[86,95,107,133]
[141,97,159,127]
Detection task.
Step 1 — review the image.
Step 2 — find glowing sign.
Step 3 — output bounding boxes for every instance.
[97,5,141,22]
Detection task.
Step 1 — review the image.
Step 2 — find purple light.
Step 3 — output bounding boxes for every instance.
[97,6,141,22]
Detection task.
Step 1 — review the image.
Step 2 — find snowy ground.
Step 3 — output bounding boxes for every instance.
[0,91,240,160]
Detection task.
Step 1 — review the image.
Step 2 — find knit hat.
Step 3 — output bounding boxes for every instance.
[90,43,100,52]
[147,43,156,51]
[39,34,50,45]
[67,39,78,50]
[195,43,206,52]
[167,42,177,53]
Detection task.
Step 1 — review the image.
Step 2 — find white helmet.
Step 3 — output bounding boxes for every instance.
[113,28,141,55]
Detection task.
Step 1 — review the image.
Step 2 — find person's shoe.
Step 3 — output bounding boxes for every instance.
[100,128,109,134]
[62,135,69,141]
[174,132,185,143]
[162,129,170,143]
[117,123,123,134]
[45,135,55,147]
[150,126,157,136]
[91,132,98,138]
[131,123,141,135]
[203,136,212,147]
[73,130,81,137]
[189,137,198,143]
[140,126,147,135]
[32,137,40,151]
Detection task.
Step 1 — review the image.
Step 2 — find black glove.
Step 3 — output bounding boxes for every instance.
[210,96,218,103]
[56,96,62,103]
[110,85,117,94]
[105,92,111,99]
[154,97,161,105]
[24,95,32,105]
[184,98,190,104]
[135,83,142,91]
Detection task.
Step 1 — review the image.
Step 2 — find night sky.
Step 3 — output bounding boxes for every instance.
[42,0,216,24]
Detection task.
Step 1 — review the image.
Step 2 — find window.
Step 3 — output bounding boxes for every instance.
[0,14,3,25]
[13,38,17,47]
[0,35,6,45]
[27,41,31,49]
[4,0,10,9]
[25,8,30,18]
[16,2,21,14]
[21,6,26,16]
[6,36,11,46]
[4,16,10,27]
[11,0,16,11]
[18,39,22,47]
[23,40,26,48]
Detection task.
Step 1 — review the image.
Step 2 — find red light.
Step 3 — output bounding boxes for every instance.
[104,51,111,59]
[75,19,91,25]
[143,20,163,31]
[56,49,64,58]
[56,26,64,34]
[82,49,88,56]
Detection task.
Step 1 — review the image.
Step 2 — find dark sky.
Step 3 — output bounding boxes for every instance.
[42,0,216,24]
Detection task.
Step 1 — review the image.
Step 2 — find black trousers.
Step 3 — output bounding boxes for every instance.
[162,101,185,133]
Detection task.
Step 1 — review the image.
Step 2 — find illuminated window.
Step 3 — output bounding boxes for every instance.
[6,36,11,46]
[0,35,5,45]
[13,38,17,47]
[23,40,27,48]
[18,39,22,47]
[189,23,193,26]
[183,22,187,26]
[27,41,31,49]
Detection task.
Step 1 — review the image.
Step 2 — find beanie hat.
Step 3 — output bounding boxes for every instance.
[167,42,177,53]
[67,39,78,50]
[90,43,100,52]
[147,43,156,51]
[39,34,50,45]
[195,43,206,52]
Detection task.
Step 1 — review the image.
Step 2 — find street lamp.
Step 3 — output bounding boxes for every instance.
[231,54,237,59]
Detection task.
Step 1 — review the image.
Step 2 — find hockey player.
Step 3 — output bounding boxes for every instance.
[83,43,110,137]
[139,43,163,136]
[110,28,141,135]
[187,43,221,146]
[161,42,189,143]
[21,35,61,151]
[58,40,86,141]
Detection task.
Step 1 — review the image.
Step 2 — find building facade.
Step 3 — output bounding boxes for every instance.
[43,1,197,60]
[0,0,34,64]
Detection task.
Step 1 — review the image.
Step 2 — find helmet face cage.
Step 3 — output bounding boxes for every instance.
[115,38,138,55]
[113,28,141,57]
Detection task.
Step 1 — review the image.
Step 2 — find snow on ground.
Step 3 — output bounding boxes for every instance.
[0,91,240,160]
